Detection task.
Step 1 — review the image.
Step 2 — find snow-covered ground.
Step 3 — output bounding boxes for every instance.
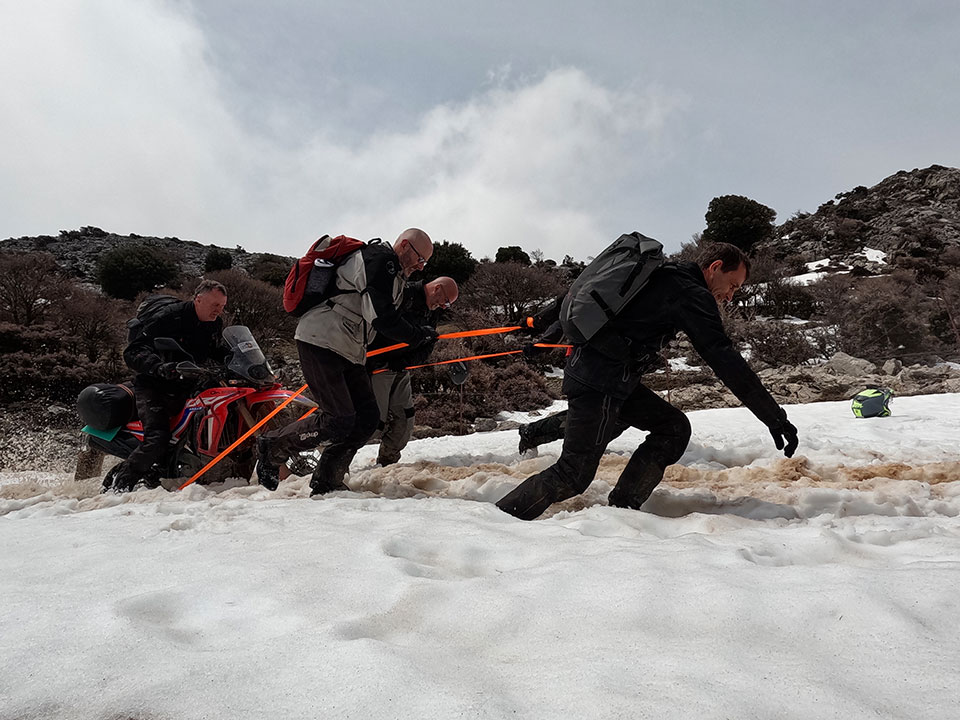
[787,249,886,286]
[3,394,960,719]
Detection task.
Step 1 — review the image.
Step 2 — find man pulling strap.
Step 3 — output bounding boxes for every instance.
[257,229,437,495]
[497,242,799,520]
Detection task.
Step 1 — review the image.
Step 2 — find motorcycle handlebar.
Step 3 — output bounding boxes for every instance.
[175,361,209,380]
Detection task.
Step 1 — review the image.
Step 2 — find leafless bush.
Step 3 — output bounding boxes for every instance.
[725,315,817,368]
[0,252,62,325]
[55,286,128,362]
[754,276,817,319]
[409,337,558,435]
[460,261,567,323]
[205,269,295,347]
[807,271,940,363]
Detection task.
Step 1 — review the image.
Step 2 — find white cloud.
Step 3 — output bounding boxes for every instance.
[278,69,687,259]
[0,2,686,261]
[0,0,253,239]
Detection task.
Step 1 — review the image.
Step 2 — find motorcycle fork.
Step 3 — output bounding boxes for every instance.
[235,400,257,436]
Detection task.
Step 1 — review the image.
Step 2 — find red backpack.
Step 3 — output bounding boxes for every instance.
[283,235,365,316]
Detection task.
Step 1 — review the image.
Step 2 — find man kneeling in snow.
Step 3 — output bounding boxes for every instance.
[497,242,799,520]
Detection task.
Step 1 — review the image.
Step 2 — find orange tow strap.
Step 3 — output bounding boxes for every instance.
[370,343,573,374]
[365,325,523,358]
[297,407,318,421]
[178,384,308,490]
[404,350,523,370]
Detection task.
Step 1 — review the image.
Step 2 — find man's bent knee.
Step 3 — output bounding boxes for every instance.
[324,414,358,444]
[647,411,691,465]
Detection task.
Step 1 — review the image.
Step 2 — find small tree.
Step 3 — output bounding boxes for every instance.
[495,246,531,265]
[702,195,777,252]
[424,241,478,285]
[97,244,179,300]
[204,247,233,272]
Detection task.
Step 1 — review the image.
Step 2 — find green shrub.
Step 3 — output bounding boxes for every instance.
[97,244,179,300]
[204,247,233,272]
[249,254,291,287]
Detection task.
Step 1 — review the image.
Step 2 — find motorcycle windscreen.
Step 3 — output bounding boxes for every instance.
[222,325,275,382]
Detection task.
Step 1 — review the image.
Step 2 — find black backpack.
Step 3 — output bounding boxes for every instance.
[126,294,182,343]
[560,232,665,345]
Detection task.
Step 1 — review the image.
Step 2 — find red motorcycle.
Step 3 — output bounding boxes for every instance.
[75,326,316,489]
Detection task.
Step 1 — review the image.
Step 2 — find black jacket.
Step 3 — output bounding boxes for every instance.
[367,280,439,371]
[524,294,566,345]
[124,300,230,392]
[564,261,785,428]
[359,242,432,348]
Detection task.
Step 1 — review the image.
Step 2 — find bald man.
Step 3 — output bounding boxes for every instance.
[367,276,459,465]
[258,229,437,494]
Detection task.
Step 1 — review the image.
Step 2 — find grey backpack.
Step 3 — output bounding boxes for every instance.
[560,232,665,345]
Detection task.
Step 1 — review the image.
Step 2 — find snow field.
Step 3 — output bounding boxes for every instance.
[1,394,959,719]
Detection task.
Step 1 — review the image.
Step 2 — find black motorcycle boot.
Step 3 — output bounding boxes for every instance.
[496,473,561,521]
[607,457,665,511]
[142,463,163,490]
[517,424,537,454]
[255,437,280,491]
[109,463,138,494]
[376,449,400,467]
[310,448,352,496]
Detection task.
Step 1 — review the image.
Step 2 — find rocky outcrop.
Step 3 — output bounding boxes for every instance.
[663,352,960,412]
[0,226,289,283]
[759,165,960,271]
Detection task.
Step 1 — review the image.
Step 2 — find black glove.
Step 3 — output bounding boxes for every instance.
[415,326,439,348]
[387,356,409,372]
[768,419,799,458]
[521,342,546,359]
[157,362,180,380]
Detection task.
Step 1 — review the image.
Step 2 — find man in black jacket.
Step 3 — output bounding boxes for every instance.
[367,276,459,465]
[497,242,799,520]
[256,229,438,494]
[109,280,230,493]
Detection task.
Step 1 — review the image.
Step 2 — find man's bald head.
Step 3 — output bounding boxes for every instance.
[394,228,433,277]
[424,276,459,310]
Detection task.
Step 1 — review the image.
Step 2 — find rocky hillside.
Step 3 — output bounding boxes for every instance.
[755,164,960,272]
[0,226,291,283]
[4,165,960,280]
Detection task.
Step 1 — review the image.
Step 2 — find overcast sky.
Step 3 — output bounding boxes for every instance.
[1,1,957,261]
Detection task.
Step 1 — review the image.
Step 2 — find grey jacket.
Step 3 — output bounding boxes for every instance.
[295,241,430,365]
